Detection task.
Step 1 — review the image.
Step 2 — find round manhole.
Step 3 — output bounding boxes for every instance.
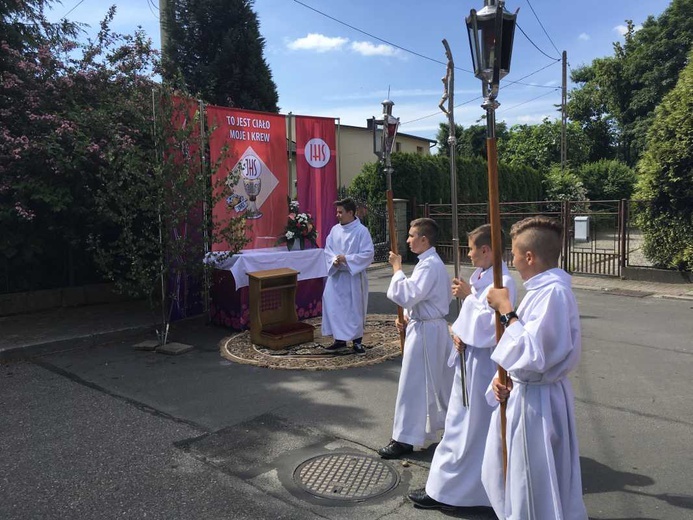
[293,453,400,502]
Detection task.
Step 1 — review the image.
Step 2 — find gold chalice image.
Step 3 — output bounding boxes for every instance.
[241,156,263,219]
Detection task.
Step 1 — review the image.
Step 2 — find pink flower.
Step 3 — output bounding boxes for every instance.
[14,203,35,221]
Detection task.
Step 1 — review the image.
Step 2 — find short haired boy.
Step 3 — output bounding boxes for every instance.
[483,216,588,519]
[407,224,517,510]
[379,218,455,459]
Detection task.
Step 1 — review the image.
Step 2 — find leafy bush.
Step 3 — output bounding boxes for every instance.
[543,165,588,212]
[635,49,693,270]
[577,159,637,201]
[349,153,544,206]
[1,4,159,293]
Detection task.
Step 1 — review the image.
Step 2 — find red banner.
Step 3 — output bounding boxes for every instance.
[207,106,288,250]
[295,115,338,247]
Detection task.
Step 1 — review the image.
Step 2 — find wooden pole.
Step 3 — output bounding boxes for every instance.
[486,135,507,477]
[386,185,406,351]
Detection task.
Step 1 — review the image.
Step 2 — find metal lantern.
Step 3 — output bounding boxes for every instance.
[466,0,518,91]
[382,101,399,159]
[466,0,519,479]
[372,99,400,161]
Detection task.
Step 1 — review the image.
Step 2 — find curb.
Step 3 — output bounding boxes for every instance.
[655,294,693,302]
[0,324,153,362]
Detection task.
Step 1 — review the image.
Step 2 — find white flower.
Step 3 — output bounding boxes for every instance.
[285,231,295,239]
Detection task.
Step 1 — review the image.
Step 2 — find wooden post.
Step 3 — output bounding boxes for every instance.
[387,188,406,352]
[619,199,628,275]
[486,136,507,476]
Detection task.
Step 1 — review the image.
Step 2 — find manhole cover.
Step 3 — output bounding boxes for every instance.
[293,453,399,502]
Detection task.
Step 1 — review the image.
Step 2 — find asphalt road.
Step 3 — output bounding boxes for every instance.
[1,267,691,520]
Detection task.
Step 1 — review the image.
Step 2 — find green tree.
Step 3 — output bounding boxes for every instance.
[499,118,591,171]
[635,50,693,270]
[163,0,279,111]
[577,159,637,201]
[436,121,508,159]
[568,0,693,166]
[543,165,588,211]
[566,67,617,162]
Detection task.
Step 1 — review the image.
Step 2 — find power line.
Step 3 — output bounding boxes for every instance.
[292,0,473,74]
[499,87,560,113]
[503,59,560,86]
[516,22,560,61]
[509,79,560,89]
[524,0,561,57]
[62,0,86,19]
[401,59,561,126]
[401,94,483,125]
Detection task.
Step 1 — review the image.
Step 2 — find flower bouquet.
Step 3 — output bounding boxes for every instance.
[277,197,318,250]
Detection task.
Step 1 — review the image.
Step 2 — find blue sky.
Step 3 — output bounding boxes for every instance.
[48,0,672,142]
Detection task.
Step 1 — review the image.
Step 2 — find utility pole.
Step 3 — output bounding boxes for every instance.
[561,50,567,172]
[159,0,170,66]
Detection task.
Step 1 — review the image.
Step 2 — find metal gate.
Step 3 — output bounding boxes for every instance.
[562,200,623,277]
[418,200,626,277]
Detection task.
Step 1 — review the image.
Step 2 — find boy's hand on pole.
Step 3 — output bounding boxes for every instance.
[388,251,402,272]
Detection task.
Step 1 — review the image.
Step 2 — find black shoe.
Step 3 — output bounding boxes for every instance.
[407,489,456,510]
[353,343,366,356]
[377,440,413,459]
[324,341,347,351]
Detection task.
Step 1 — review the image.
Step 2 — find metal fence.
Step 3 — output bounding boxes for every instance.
[416,200,631,278]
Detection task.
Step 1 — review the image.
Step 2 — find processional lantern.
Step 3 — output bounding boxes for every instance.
[374,98,405,351]
[466,0,518,99]
[372,99,400,164]
[466,0,518,478]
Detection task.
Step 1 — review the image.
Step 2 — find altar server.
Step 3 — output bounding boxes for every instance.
[379,218,454,459]
[407,224,517,510]
[484,216,588,520]
[321,198,374,356]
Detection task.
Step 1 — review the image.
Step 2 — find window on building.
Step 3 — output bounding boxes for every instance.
[395,142,401,152]
[416,146,424,155]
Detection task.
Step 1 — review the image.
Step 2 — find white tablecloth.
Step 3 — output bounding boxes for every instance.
[205,247,328,288]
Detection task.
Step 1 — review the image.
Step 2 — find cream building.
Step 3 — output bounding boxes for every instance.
[336,122,436,187]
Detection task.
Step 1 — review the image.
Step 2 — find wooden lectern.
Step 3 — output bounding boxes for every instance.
[247,267,315,350]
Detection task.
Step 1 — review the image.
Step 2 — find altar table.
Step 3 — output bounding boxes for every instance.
[205,247,327,330]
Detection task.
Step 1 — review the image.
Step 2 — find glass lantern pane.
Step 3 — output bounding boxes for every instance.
[500,18,516,73]
[480,19,496,81]
[467,23,479,74]
[373,126,382,156]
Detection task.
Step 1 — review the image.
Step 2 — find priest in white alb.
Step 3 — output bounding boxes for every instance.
[321,197,374,356]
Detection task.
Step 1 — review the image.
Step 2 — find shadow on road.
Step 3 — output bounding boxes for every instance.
[582,456,693,517]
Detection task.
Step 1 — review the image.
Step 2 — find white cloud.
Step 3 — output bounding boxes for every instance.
[613,25,628,36]
[578,33,590,41]
[613,24,642,36]
[287,33,348,53]
[350,41,402,58]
